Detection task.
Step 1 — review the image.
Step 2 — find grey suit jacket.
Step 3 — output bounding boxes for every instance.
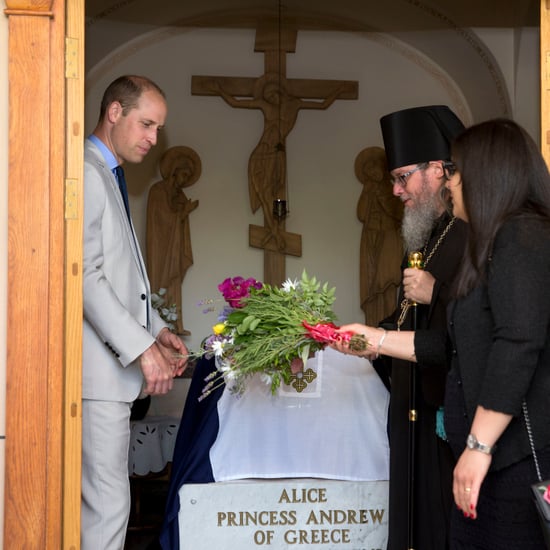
[83,139,166,401]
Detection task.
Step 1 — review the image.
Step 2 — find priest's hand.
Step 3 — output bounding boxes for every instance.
[402,268,435,304]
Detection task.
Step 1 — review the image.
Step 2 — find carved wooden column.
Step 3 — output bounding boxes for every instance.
[3,1,78,548]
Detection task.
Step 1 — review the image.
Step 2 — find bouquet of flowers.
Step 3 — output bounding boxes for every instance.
[197,271,367,400]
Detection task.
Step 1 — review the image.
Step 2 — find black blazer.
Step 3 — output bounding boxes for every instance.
[418,215,550,471]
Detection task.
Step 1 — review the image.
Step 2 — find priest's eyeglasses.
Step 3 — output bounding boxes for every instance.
[442,161,457,180]
[390,163,428,188]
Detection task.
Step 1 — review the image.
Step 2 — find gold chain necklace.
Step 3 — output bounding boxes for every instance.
[397,217,456,329]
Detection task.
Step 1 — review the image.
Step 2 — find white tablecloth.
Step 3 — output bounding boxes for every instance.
[128,415,180,476]
[209,347,390,481]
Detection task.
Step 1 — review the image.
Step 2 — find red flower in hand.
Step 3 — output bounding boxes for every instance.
[302,321,368,351]
[302,321,350,343]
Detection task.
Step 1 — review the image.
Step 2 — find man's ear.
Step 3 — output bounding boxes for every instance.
[430,161,445,178]
[107,101,122,123]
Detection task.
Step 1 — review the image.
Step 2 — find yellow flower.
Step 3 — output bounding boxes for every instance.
[212,322,226,335]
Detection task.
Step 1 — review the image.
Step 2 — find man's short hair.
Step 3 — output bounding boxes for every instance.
[98,75,166,121]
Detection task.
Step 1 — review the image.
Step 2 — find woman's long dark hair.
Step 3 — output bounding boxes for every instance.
[452,118,550,298]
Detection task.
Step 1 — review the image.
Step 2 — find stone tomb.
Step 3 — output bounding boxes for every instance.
[178,478,388,549]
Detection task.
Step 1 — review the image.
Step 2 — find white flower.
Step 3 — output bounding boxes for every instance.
[281,278,299,292]
[260,372,273,386]
[163,309,178,322]
[151,288,179,330]
[211,340,226,357]
[219,362,238,381]
[225,369,238,381]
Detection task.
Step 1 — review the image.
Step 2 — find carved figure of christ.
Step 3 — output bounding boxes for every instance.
[192,26,358,285]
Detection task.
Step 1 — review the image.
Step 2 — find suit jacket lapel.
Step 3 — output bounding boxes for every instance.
[86,140,150,296]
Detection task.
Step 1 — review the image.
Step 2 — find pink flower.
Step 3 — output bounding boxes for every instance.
[544,485,550,505]
[218,276,262,308]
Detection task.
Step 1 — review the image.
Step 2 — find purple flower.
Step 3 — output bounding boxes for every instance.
[218,305,234,322]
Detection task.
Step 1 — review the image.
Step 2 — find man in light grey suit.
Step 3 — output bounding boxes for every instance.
[82,75,188,550]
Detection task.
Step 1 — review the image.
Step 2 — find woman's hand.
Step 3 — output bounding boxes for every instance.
[329,323,382,360]
[453,448,492,520]
[454,406,512,519]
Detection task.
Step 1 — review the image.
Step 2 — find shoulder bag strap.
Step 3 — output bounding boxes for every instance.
[523,400,543,482]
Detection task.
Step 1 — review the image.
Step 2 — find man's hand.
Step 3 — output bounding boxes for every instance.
[139,342,175,396]
[156,327,189,377]
[402,268,435,305]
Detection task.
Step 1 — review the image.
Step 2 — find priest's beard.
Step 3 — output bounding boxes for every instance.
[401,179,443,253]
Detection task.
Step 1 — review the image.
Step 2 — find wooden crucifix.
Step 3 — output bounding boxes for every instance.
[192,22,358,285]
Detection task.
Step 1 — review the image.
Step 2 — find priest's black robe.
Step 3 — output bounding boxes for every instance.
[375,213,468,550]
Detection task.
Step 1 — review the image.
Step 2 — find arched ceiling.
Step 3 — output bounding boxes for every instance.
[86,0,537,31]
[85,0,539,121]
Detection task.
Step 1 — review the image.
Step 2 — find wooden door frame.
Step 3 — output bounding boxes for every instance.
[3,0,83,548]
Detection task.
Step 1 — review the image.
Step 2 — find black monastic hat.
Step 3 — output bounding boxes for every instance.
[380,105,465,171]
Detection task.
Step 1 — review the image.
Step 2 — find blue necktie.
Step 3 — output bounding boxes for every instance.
[113,165,131,219]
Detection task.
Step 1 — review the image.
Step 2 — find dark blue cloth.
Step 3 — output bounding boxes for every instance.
[112,165,131,219]
[159,356,224,550]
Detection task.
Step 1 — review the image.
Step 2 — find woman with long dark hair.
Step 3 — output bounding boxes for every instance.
[442,118,550,548]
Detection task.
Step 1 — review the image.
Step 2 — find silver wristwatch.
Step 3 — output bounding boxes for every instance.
[466,433,496,455]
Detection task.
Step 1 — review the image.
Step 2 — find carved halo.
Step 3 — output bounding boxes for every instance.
[159,145,202,187]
